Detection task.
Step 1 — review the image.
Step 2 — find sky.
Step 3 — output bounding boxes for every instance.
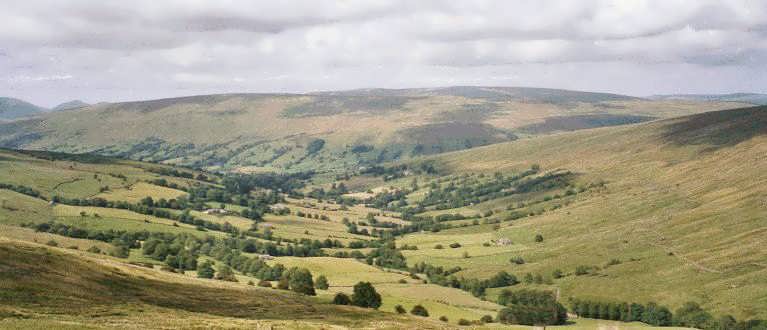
[1,0,766,107]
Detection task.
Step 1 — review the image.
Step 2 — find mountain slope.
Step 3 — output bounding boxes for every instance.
[0,87,749,172]
[406,105,767,318]
[0,97,46,120]
[52,100,90,111]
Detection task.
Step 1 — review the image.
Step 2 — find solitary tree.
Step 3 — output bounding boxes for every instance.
[288,268,316,296]
[315,275,329,290]
[332,292,351,305]
[197,261,215,279]
[410,305,429,317]
[351,282,382,309]
[215,265,237,282]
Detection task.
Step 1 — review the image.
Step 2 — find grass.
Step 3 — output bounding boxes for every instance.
[94,182,187,203]
[0,239,443,329]
[51,205,208,236]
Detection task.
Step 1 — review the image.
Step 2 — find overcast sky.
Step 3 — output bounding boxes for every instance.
[1,0,766,107]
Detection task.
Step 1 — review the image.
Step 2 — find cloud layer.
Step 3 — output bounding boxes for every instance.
[1,0,766,106]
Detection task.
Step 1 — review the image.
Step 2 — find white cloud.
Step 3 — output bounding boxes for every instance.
[0,0,765,106]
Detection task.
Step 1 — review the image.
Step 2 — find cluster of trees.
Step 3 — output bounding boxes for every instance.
[417,167,541,210]
[410,261,517,297]
[145,166,212,182]
[497,289,567,326]
[365,244,408,269]
[332,282,381,309]
[28,221,141,258]
[571,299,767,329]
[0,183,42,199]
[305,182,356,204]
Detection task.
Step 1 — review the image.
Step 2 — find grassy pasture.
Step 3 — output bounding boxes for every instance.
[94,181,187,203]
[51,205,209,236]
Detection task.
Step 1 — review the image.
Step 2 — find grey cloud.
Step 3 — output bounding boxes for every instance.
[0,0,765,107]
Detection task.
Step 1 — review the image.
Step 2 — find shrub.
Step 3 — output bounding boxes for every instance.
[247,280,254,286]
[449,242,462,248]
[410,305,429,317]
[86,246,101,254]
[45,240,58,247]
[215,265,238,282]
[534,234,543,242]
[434,244,443,249]
[458,319,472,326]
[575,265,592,276]
[197,261,215,279]
[439,316,448,322]
[351,282,382,309]
[510,256,525,264]
[395,304,406,314]
[257,280,272,288]
[315,275,329,290]
[552,269,564,279]
[332,293,351,305]
[480,315,494,323]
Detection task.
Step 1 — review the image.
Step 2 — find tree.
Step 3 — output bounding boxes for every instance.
[410,305,429,317]
[642,302,672,326]
[332,292,351,305]
[673,301,713,329]
[351,282,382,309]
[215,265,238,282]
[394,305,406,314]
[197,261,215,279]
[315,275,329,290]
[287,268,316,295]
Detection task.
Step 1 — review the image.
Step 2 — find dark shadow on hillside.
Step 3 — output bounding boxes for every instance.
[516,114,656,134]
[660,105,767,150]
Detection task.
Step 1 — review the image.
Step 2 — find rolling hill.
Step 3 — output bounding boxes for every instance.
[0,97,46,120]
[0,87,748,173]
[51,100,90,112]
[389,105,767,319]
[651,93,767,105]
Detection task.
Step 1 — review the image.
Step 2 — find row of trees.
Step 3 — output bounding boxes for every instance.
[571,299,767,329]
[497,289,567,326]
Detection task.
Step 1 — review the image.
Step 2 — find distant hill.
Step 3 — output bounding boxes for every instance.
[0,87,750,172]
[651,93,767,105]
[0,97,46,120]
[51,100,90,111]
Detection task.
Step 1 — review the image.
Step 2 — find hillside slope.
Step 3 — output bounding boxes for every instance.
[0,87,747,172]
[0,239,440,329]
[0,97,46,120]
[409,105,767,318]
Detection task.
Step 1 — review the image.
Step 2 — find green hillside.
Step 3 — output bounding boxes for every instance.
[382,105,767,319]
[0,87,747,173]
